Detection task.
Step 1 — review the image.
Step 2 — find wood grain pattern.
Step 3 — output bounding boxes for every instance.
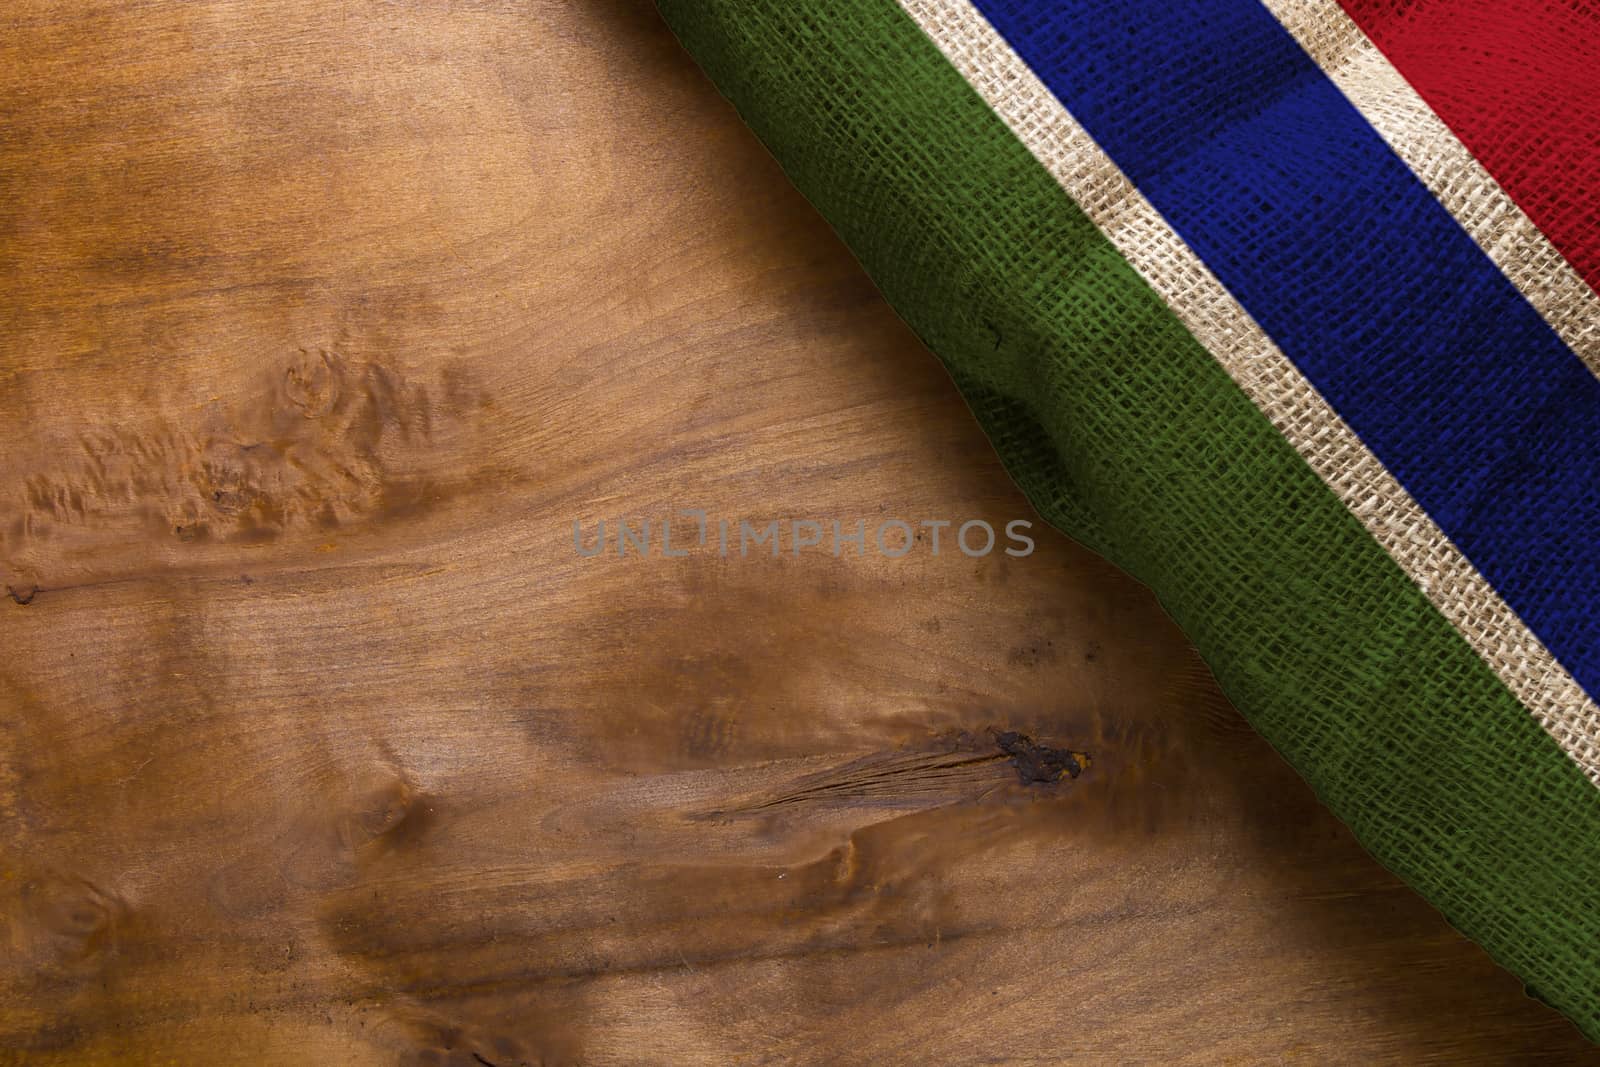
[1,1,1595,1063]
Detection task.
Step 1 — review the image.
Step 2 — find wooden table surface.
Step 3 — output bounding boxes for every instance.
[2,1,1595,1063]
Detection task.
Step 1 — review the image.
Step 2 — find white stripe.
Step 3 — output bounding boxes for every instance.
[897,0,1600,782]
[1262,0,1600,378]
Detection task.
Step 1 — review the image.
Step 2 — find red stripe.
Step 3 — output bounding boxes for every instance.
[1337,0,1600,293]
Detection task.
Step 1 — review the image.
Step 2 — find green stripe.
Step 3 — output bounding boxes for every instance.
[658,0,1600,1037]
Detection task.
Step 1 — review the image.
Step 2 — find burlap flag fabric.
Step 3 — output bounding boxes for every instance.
[656,0,1600,1039]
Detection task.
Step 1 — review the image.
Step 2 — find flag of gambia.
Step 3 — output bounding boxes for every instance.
[657,0,1600,1039]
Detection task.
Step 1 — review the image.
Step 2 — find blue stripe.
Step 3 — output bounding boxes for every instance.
[965,0,1600,702]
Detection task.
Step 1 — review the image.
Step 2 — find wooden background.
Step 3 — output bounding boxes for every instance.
[1,0,1595,1062]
